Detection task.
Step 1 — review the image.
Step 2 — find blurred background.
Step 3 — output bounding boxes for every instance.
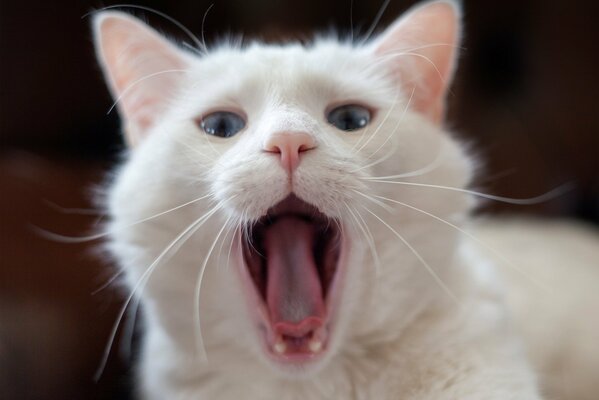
[1,0,597,398]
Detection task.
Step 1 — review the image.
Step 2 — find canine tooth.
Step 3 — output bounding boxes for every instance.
[274,341,287,354]
[309,340,322,353]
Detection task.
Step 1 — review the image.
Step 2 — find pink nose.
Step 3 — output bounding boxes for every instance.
[264,132,316,173]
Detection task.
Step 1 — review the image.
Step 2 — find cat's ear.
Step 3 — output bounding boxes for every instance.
[92,12,191,146]
[370,0,461,123]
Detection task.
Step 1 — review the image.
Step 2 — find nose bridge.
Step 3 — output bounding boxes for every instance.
[266,106,319,135]
[263,107,318,174]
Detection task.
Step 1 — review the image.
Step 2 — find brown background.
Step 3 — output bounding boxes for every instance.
[1,0,598,399]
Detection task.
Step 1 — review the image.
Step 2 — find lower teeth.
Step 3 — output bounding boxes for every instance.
[272,339,323,354]
[309,340,322,353]
[274,341,287,354]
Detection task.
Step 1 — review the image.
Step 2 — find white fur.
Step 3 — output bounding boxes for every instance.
[89,2,599,399]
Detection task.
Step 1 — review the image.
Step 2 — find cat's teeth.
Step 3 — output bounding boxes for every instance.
[274,341,287,354]
[309,340,322,353]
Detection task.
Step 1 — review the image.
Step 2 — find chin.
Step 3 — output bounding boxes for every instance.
[233,194,351,374]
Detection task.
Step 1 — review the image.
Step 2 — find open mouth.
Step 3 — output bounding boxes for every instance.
[239,194,345,363]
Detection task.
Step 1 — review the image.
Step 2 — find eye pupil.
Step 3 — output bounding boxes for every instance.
[200,111,245,138]
[327,105,371,132]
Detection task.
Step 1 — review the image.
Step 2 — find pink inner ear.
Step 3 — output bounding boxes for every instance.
[373,1,460,122]
[94,13,189,144]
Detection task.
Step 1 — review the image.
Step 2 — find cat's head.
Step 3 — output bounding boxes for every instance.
[94,0,473,377]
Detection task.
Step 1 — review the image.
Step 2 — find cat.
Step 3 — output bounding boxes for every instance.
[92,1,599,399]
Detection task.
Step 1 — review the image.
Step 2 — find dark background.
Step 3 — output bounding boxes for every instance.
[1,1,597,399]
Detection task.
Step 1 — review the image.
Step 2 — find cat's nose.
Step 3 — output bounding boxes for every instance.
[264,132,316,174]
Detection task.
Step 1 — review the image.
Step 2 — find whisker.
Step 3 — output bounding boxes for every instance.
[344,202,380,274]
[35,192,214,243]
[91,269,125,295]
[370,193,553,292]
[107,69,188,115]
[351,189,394,213]
[353,90,400,154]
[175,136,219,164]
[181,41,202,55]
[94,203,222,381]
[475,168,518,186]
[217,218,237,268]
[333,203,346,238]
[366,44,459,73]
[361,205,460,304]
[119,289,140,361]
[365,46,460,102]
[43,200,105,215]
[354,140,398,174]
[193,215,233,361]
[243,215,264,258]
[349,0,354,44]
[366,142,446,180]
[350,87,414,173]
[226,219,241,272]
[350,88,400,154]
[181,88,223,158]
[363,180,574,205]
[367,50,446,91]
[83,4,204,52]
[360,87,414,165]
[201,4,215,52]
[92,214,107,228]
[360,0,391,45]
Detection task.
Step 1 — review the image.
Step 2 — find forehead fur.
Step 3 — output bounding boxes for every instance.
[175,40,398,118]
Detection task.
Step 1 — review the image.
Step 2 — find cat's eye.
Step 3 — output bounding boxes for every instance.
[326,104,371,132]
[200,111,246,138]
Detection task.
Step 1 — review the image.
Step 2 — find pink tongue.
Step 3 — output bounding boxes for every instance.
[263,217,325,330]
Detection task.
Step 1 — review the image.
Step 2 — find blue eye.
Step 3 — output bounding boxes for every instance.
[200,111,246,138]
[327,104,371,132]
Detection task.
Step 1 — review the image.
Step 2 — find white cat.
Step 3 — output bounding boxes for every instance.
[92,1,599,399]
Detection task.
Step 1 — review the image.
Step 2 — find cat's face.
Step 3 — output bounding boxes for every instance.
[95,1,472,377]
